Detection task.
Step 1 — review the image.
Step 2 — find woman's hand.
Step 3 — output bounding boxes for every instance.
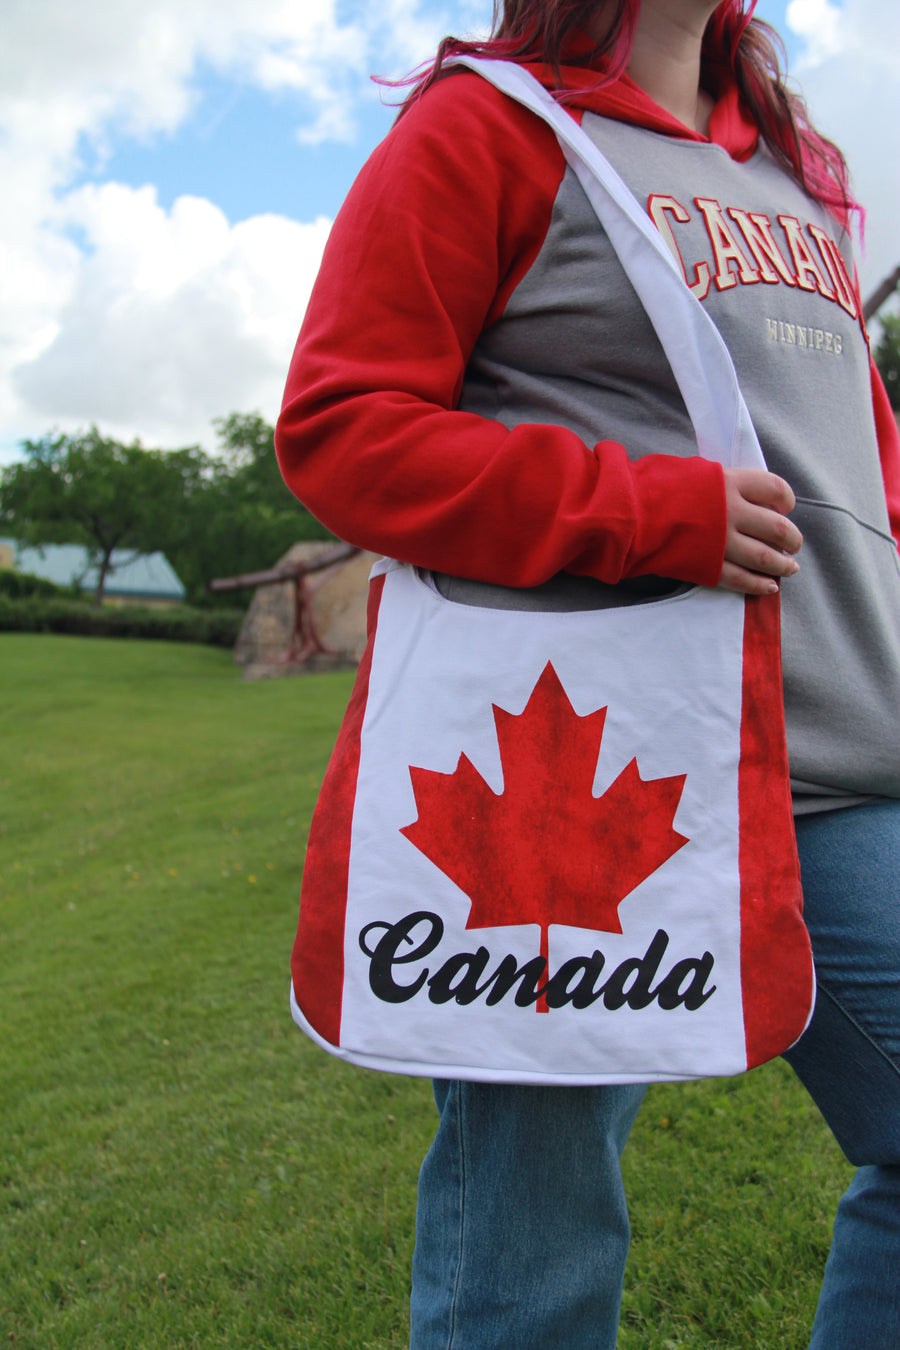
[719,467,802,596]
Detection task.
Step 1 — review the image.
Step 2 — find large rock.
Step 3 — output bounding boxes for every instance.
[234,543,377,679]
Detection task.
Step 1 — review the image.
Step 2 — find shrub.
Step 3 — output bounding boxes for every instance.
[0,596,244,646]
[0,568,88,602]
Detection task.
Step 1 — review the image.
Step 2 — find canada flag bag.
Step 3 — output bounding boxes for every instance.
[289,59,815,1084]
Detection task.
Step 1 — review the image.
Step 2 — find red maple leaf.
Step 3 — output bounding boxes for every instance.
[400,662,688,947]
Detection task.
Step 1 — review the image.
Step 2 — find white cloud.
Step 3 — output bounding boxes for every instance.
[784,0,900,299]
[785,0,844,66]
[12,185,332,449]
[0,0,895,463]
[0,0,474,458]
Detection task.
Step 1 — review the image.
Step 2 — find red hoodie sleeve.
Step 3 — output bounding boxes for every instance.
[870,357,900,548]
[275,72,726,589]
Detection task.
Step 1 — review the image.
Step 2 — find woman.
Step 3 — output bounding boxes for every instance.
[276,2,900,1345]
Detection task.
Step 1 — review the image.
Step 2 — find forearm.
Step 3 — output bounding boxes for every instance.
[276,72,728,590]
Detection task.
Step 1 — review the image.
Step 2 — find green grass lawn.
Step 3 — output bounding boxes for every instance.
[0,634,850,1348]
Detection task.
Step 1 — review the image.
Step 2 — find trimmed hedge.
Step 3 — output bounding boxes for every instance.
[0,568,88,603]
[0,595,244,647]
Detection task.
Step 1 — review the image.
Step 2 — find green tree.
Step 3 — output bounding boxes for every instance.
[212,412,288,500]
[874,312,900,412]
[0,428,198,606]
[168,413,333,606]
[0,416,335,611]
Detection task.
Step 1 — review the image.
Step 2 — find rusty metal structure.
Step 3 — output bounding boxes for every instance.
[863,265,900,323]
[209,541,360,666]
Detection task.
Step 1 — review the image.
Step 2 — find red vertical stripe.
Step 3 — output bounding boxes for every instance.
[290,572,386,1046]
[738,593,814,1068]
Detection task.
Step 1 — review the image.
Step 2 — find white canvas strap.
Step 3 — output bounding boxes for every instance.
[450,56,765,472]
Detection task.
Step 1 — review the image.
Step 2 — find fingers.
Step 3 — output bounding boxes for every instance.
[719,467,803,596]
[719,559,792,597]
[726,507,802,573]
[729,466,797,516]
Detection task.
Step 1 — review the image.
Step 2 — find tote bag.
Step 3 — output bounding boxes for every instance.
[288,59,815,1085]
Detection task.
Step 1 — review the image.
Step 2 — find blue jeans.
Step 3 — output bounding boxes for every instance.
[409,800,900,1348]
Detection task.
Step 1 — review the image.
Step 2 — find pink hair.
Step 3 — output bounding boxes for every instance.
[393,0,858,228]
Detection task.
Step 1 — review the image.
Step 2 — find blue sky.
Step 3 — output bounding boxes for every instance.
[0,0,896,464]
[74,3,803,225]
[73,64,394,225]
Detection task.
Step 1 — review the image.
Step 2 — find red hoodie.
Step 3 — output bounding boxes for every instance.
[275,62,900,588]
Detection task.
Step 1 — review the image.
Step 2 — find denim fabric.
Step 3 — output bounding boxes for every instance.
[787,801,900,1349]
[409,1079,645,1348]
[408,800,900,1349]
